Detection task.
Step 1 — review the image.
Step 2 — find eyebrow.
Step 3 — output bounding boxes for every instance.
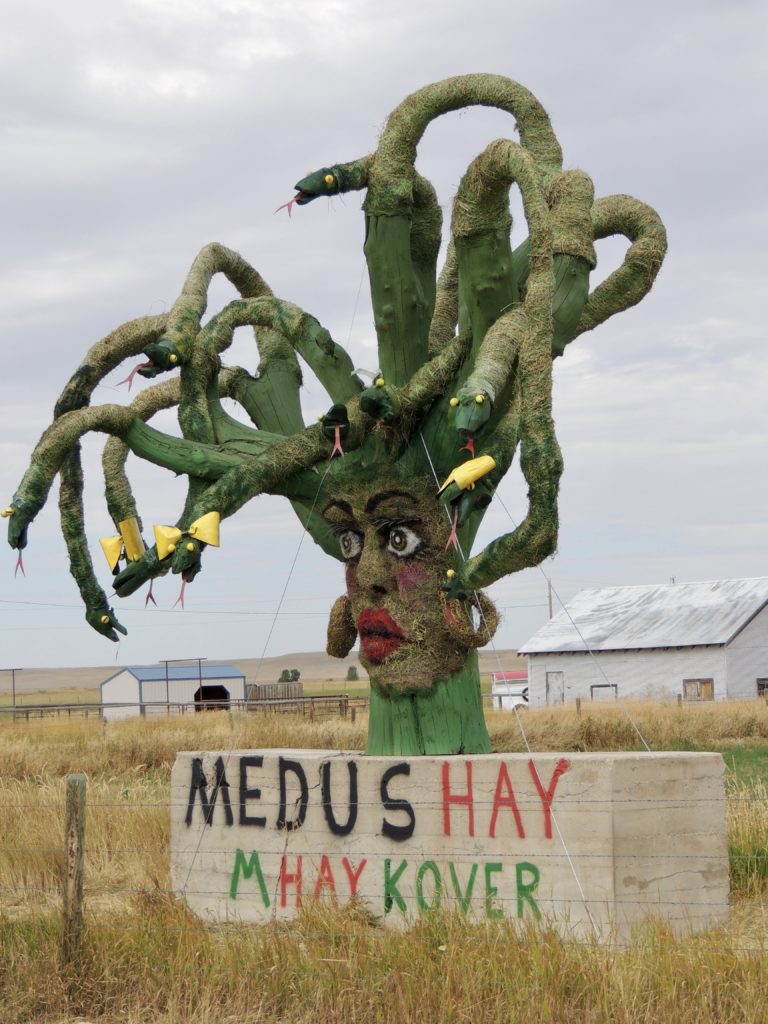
[364,490,417,515]
[321,499,354,519]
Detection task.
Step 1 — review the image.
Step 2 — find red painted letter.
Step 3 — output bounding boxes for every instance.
[341,857,367,897]
[489,762,525,839]
[280,854,303,907]
[528,758,569,839]
[313,854,337,898]
[442,761,475,836]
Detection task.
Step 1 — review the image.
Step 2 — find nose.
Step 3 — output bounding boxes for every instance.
[355,536,396,599]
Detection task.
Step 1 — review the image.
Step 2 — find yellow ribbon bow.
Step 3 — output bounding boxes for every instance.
[99,517,146,571]
[153,512,221,560]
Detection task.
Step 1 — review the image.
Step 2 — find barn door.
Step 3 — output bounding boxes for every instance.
[546,671,565,705]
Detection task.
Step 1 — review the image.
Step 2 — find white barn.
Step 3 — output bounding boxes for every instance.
[100,663,247,721]
[519,578,768,707]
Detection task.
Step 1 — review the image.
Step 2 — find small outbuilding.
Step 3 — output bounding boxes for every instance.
[490,670,529,711]
[519,578,768,706]
[100,663,247,720]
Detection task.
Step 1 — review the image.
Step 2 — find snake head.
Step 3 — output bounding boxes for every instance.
[450,388,493,434]
[292,167,342,205]
[359,380,400,424]
[86,603,128,642]
[441,568,468,603]
[438,481,494,525]
[170,537,204,581]
[4,496,39,550]
[139,338,183,377]
[319,403,350,442]
[113,547,166,597]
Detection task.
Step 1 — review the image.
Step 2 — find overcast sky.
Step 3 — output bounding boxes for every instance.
[1,0,766,674]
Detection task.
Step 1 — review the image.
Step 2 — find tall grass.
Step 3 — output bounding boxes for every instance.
[1,902,767,1024]
[1,701,767,1023]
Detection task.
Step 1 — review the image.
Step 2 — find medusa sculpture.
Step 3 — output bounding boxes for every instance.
[3,75,666,755]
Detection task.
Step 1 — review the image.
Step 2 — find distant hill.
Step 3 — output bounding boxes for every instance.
[4,649,527,695]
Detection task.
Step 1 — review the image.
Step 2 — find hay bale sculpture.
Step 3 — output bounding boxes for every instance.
[3,75,666,755]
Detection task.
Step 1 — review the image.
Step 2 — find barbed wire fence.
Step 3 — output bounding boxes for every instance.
[1,766,767,963]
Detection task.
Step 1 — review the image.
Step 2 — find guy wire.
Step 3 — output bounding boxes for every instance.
[492,491,652,754]
[419,431,600,938]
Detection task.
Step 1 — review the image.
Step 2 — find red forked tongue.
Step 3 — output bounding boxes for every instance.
[145,581,157,607]
[460,432,475,457]
[444,506,460,552]
[274,193,305,217]
[173,581,186,609]
[330,424,344,458]
[118,361,153,390]
[14,551,25,577]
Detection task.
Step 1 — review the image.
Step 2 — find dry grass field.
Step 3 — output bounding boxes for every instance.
[1,697,767,1023]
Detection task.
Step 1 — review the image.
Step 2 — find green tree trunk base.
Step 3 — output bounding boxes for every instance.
[366,650,491,756]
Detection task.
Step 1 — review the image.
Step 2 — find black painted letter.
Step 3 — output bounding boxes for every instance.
[184,756,233,827]
[277,757,309,832]
[380,762,415,841]
[239,755,266,827]
[321,760,358,836]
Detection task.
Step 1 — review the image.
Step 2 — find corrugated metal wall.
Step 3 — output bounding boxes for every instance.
[726,610,768,698]
[526,646,727,707]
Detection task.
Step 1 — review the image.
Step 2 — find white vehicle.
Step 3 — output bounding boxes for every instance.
[490,671,529,711]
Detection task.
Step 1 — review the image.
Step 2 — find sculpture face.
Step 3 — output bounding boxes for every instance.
[322,480,471,692]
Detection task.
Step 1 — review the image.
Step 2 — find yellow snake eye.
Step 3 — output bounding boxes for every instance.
[324,173,335,187]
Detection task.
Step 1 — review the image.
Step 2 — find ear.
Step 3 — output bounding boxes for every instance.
[326,594,357,658]
[440,590,499,648]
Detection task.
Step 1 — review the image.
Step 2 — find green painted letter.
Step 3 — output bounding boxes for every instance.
[230,849,270,906]
[516,861,541,919]
[384,858,408,915]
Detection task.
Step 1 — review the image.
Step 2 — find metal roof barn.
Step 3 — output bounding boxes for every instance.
[520,578,768,654]
[100,663,247,720]
[518,578,768,707]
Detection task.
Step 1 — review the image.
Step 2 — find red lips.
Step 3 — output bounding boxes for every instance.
[357,608,406,663]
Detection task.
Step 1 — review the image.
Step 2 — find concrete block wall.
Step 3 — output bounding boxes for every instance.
[170,750,728,940]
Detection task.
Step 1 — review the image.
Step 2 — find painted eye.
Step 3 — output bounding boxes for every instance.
[387,526,422,559]
[324,173,335,187]
[338,530,362,560]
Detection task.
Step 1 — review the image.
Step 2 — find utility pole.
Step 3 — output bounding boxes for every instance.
[547,580,553,619]
[2,667,22,708]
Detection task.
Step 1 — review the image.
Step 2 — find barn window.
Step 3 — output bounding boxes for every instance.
[590,683,618,700]
[682,679,714,701]
[757,679,768,698]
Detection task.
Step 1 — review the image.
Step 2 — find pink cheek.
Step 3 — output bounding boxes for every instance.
[396,562,428,591]
[345,562,360,597]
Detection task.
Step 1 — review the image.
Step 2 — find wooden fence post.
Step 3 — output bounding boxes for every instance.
[575,697,582,719]
[62,773,86,966]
